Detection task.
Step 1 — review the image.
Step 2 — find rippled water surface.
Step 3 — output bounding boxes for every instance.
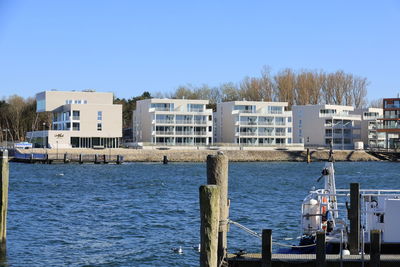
[4,161,400,266]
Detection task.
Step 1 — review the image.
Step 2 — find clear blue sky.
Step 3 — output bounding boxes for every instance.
[0,0,399,101]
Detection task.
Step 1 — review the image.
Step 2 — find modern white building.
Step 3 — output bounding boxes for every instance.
[352,108,385,149]
[133,99,213,146]
[292,105,362,149]
[214,101,293,146]
[27,90,122,148]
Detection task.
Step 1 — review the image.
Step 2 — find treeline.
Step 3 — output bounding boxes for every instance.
[0,95,51,142]
[159,67,370,110]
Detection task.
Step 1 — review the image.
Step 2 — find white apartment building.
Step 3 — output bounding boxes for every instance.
[133,99,213,146]
[27,90,122,148]
[352,108,385,149]
[292,105,361,149]
[214,101,293,146]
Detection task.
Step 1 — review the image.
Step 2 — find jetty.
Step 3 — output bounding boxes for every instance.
[11,152,124,164]
[199,154,400,267]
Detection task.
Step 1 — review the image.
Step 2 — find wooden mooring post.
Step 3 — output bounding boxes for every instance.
[370,230,381,267]
[200,185,220,267]
[163,155,168,164]
[306,148,311,163]
[349,183,360,255]
[206,154,229,266]
[0,150,9,254]
[262,229,272,267]
[316,231,326,267]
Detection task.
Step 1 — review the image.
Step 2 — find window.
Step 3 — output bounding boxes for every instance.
[84,100,87,104]
[73,110,80,120]
[268,106,283,114]
[98,111,102,120]
[72,123,80,131]
[287,117,292,123]
[288,127,292,133]
[97,123,102,131]
[188,104,204,112]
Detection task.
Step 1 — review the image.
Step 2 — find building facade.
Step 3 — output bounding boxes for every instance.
[133,99,213,146]
[214,101,293,146]
[292,105,361,149]
[352,108,385,149]
[27,90,122,148]
[377,98,400,149]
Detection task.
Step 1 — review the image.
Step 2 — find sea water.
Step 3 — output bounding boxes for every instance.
[4,162,400,266]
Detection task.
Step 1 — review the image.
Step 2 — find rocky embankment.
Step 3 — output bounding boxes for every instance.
[19,148,381,162]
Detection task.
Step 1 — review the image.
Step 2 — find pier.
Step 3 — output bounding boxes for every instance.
[199,154,400,267]
[11,153,124,164]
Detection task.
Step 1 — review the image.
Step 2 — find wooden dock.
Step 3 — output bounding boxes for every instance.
[227,253,400,267]
[11,153,124,164]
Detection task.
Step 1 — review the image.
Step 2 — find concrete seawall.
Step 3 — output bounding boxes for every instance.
[18,148,381,162]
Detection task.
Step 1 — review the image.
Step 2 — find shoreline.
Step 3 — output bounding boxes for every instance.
[15,148,383,162]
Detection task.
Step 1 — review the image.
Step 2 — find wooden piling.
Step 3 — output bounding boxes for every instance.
[63,153,68,164]
[79,154,83,164]
[262,229,272,267]
[103,154,108,164]
[349,183,360,255]
[0,150,9,253]
[370,230,381,267]
[306,148,311,163]
[200,185,220,267]
[116,155,123,165]
[94,154,100,164]
[163,155,168,164]
[206,154,229,266]
[316,231,326,267]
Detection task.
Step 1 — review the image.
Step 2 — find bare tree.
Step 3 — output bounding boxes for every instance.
[274,68,296,108]
[369,98,383,108]
[352,76,368,108]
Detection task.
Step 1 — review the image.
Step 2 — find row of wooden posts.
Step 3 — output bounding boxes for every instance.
[22,153,124,164]
[200,154,383,267]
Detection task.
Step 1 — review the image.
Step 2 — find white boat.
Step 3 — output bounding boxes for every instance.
[299,149,400,254]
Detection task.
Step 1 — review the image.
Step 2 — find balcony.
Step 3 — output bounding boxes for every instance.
[194,131,207,136]
[319,112,360,118]
[258,132,273,137]
[194,120,207,125]
[175,131,194,135]
[275,132,286,136]
[155,131,174,135]
[175,120,193,124]
[155,120,174,124]
[377,125,400,130]
[239,132,257,136]
[258,121,274,126]
[239,121,257,125]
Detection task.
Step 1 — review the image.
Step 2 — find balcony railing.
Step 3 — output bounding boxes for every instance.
[155,131,174,135]
[258,121,274,126]
[194,120,207,125]
[175,131,194,135]
[175,120,193,124]
[258,132,273,136]
[275,132,286,136]
[378,125,400,129]
[194,131,207,136]
[239,132,257,136]
[155,120,174,124]
[239,121,257,125]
